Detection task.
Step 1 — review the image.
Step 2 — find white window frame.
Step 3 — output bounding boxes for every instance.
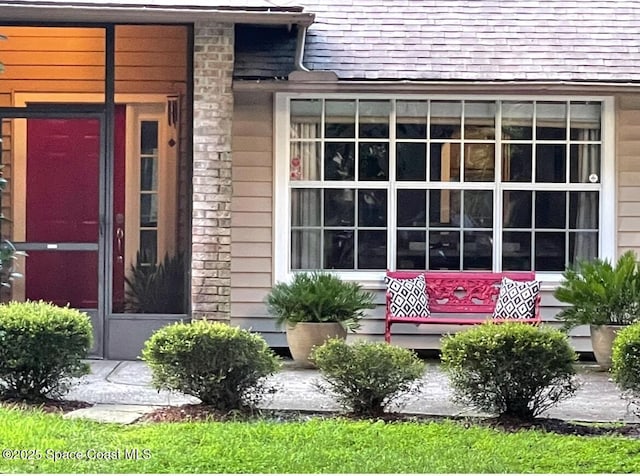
[274,93,616,287]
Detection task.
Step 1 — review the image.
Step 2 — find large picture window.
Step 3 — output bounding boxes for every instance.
[280,96,611,276]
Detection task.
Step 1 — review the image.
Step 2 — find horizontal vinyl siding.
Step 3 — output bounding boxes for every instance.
[617,94,640,256]
[231,91,284,346]
[0,25,186,95]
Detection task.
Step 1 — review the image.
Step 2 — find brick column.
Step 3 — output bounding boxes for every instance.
[191,22,234,321]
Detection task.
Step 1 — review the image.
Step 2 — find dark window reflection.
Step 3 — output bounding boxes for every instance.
[429,231,460,270]
[398,190,426,227]
[358,231,387,269]
[358,143,388,180]
[324,230,354,269]
[397,230,426,270]
[502,144,532,182]
[397,143,426,181]
[324,189,354,226]
[325,143,355,180]
[463,231,493,270]
[535,191,566,228]
[502,231,532,271]
[536,144,566,183]
[358,189,387,227]
[535,232,566,271]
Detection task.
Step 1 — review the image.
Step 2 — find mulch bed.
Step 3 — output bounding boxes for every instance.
[137,403,640,438]
[3,399,639,438]
[1,398,92,414]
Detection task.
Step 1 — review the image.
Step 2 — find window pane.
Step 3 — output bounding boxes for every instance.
[359,143,389,180]
[535,191,566,229]
[502,101,533,140]
[536,144,566,183]
[359,100,390,138]
[430,143,460,181]
[358,189,387,227]
[398,190,426,227]
[464,190,493,228]
[502,231,532,271]
[397,230,426,270]
[325,143,355,180]
[464,143,495,182]
[570,102,601,141]
[358,230,387,269]
[140,194,158,227]
[431,101,461,139]
[324,230,354,269]
[140,121,158,155]
[291,99,321,139]
[324,189,354,226]
[291,189,321,226]
[569,232,598,264]
[397,143,426,181]
[502,144,532,182]
[325,100,355,138]
[464,231,493,270]
[429,189,461,227]
[570,144,600,183]
[397,101,428,139]
[429,231,460,270]
[569,192,599,229]
[139,229,157,265]
[291,230,321,269]
[464,101,495,140]
[535,232,566,271]
[290,142,320,181]
[140,157,158,191]
[503,191,532,228]
[537,102,566,140]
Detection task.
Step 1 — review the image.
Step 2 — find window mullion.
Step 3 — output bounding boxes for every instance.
[494,100,503,272]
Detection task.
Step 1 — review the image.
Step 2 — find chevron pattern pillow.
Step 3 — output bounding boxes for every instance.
[385,274,430,318]
[492,277,540,319]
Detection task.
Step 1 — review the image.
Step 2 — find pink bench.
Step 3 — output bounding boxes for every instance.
[384,271,541,343]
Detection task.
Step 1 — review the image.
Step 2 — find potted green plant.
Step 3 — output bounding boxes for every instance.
[554,251,640,370]
[265,271,375,367]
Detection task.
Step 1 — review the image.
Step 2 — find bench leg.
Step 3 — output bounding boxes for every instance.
[384,321,391,343]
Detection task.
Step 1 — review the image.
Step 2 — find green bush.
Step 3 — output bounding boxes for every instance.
[0,301,93,401]
[310,339,425,416]
[611,323,640,409]
[142,321,281,411]
[265,271,375,332]
[441,323,578,420]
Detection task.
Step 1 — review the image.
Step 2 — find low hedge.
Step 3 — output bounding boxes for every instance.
[441,323,578,420]
[142,321,281,411]
[0,301,93,400]
[311,339,425,416]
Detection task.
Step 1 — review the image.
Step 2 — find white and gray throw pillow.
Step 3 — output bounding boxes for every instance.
[385,274,430,318]
[492,277,540,319]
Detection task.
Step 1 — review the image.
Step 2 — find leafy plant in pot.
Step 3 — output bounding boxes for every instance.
[554,251,640,370]
[265,271,375,367]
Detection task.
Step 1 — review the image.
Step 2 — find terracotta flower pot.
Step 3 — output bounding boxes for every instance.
[286,322,347,368]
[590,324,625,371]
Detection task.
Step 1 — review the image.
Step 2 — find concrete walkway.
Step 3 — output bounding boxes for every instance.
[61,360,640,424]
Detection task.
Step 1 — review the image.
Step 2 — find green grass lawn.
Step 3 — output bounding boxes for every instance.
[1,407,639,473]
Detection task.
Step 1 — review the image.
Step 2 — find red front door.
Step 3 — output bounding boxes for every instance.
[26,117,101,308]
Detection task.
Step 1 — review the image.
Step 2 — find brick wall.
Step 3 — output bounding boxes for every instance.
[191,22,234,320]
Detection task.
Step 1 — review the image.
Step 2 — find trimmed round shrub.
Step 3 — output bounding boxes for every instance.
[142,321,281,411]
[310,339,425,416]
[611,322,640,406]
[441,323,578,420]
[0,300,93,401]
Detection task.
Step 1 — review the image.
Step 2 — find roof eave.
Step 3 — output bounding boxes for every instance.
[0,3,315,25]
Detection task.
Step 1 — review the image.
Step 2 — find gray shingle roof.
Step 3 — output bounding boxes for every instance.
[295,0,640,81]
